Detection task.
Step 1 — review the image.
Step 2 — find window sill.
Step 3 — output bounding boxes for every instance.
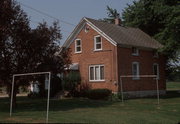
[94,49,102,52]
[75,51,82,54]
[89,80,105,82]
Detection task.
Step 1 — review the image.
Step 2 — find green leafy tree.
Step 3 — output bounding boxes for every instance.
[122,0,180,64]
[100,6,120,24]
[0,0,71,107]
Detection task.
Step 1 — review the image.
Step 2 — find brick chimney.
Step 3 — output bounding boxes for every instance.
[115,16,121,26]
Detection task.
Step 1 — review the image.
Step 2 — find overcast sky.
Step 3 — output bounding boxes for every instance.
[16,0,135,44]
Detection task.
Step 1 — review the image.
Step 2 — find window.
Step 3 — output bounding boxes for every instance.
[75,39,82,53]
[132,47,139,56]
[132,62,140,79]
[84,26,90,33]
[153,51,159,58]
[153,63,159,79]
[89,65,105,81]
[94,35,102,51]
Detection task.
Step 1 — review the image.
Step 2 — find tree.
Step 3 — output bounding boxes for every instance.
[122,0,180,66]
[0,0,70,107]
[100,6,120,24]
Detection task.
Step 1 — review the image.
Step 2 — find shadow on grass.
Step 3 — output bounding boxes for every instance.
[135,90,180,100]
[160,90,180,99]
[0,90,179,113]
[0,96,117,113]
[120,90,180,100]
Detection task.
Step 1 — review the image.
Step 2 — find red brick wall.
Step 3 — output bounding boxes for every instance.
[117,46,166,92]
[69,24,118,92]
[68,24,166,92]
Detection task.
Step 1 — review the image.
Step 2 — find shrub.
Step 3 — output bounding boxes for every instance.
[87,89,112,100]
[73,83,91,97]
[62,71,81,96]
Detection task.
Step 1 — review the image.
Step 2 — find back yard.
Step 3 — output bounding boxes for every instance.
[167,82,180,91]
[0,91,180,124]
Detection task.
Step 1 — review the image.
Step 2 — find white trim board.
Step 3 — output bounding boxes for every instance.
[85,18,117,46]
[63,17,117,49]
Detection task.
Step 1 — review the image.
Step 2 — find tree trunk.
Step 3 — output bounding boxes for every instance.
[12,88,17,108]
[8,83,17,109]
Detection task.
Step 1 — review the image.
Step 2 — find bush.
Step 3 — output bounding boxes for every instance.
[73,83,91,97]
[111,93,121,101]
[87,89,112,100]
[62,71,81,96]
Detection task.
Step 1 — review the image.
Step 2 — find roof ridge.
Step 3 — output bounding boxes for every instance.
[85,17,126,28]
[63,17,163,49]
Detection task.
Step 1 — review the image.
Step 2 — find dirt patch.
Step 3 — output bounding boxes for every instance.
[0,93,27,98]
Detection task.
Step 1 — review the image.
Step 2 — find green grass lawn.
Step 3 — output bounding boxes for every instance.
[167,82,180,90]
[0,92,180,124]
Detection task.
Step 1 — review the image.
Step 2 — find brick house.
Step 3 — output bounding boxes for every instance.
[63,17,166,97]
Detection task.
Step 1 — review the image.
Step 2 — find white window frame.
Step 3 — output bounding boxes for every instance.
[94,35,102,51]
[132,62,140,80]
[153,63,160,79]
[89,65,105,82]
[153,51,159,58]
[75,39,82,53]
[132,47,139,56]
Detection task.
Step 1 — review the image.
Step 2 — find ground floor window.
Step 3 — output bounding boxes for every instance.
[89,65,104,81]
[132,62,140,79]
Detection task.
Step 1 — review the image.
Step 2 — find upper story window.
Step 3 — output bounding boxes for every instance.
[132,62,140,80]
[75,39,82,53]
[153,51,159,58]
[132,47,139,56]
[84,26,90,33]
[89,65,105,81]
[153,63,159,79]
[94,35,102,51]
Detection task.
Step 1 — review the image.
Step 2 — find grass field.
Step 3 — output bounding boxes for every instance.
[167,82,180,91]
[0,91,180,123]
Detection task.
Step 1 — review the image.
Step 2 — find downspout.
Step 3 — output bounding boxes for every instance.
[115,45,119,92]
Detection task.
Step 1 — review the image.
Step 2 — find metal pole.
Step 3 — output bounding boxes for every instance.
[120,76,124,103]
[10,75,15,117]
[46,72,51,123]
[156,76,160,105]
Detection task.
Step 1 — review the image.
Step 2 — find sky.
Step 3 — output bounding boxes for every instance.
[16,0,135,44]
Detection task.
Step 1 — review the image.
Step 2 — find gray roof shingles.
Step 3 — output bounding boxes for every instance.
[63,17,163,49]
[86,18,163,49]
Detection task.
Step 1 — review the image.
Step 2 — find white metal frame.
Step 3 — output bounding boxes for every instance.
[153,63,160,79]
[10,72,51,123]
[120,75,159,105]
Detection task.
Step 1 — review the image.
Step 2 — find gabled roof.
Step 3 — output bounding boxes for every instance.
[63,17,163,49]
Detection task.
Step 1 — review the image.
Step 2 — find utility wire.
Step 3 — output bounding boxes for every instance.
[30,19,72,33]
[20,2,76,27]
